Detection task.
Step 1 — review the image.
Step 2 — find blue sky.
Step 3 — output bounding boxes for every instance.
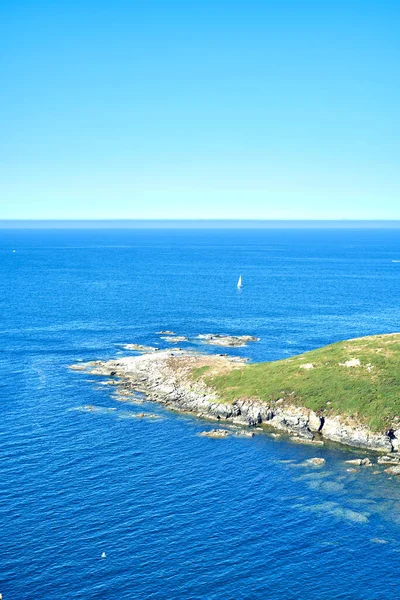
[1,0,399,219]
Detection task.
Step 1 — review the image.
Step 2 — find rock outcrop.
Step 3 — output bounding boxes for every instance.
[304,457,326,466]
[321,417,393,453]
[197,334,259,347]
[122,344,159,353]
[345,458,372,466]
[384,466,400,475]
[377,455,400,465]
[199,429,231,438]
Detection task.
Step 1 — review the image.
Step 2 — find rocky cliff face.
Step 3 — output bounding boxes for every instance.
[70,350,396,453]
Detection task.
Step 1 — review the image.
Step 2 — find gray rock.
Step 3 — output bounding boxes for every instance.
[291,437,324,446]
[304,457,326,466]
[199,429,231,438]
[308,411,323,432]
[378,455,400,465]
[322,417,393,452]
[390,428,400,451]
[199,334,259,347]
[123,344,159,353]
[384,466,400,475]
[345,458,372,466]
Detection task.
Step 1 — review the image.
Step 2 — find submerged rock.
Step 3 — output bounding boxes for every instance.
[299,501,369,523]
[135,412,160,419]
[73,405,117,414]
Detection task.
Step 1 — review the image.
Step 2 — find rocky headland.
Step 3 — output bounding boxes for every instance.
[70,332,400,455]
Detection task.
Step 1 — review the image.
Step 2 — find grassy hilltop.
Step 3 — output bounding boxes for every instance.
[193,333,400,432]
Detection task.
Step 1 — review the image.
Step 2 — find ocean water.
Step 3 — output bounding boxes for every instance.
[1,227,400,599]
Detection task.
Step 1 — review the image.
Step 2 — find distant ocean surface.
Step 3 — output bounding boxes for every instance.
[1,227,400,599]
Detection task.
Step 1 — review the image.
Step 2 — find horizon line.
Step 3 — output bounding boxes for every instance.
[1,218,400,229]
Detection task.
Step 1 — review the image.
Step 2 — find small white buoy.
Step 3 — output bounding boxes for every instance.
[12,250,16,253]
[101,551,106,558]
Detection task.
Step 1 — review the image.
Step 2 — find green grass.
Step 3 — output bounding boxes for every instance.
[198,333,400,432]
[191,365,211,380]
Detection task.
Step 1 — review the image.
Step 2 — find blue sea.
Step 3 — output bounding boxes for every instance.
[1,227,400,599]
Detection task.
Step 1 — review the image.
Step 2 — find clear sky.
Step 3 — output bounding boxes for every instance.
[1,0,399,220]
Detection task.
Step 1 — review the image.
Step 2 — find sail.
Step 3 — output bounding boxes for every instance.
[237,275,242,288]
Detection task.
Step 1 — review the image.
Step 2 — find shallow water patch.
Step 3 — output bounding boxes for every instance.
[69,405,117,415]
[295,501,369,524]
[306,480,345,493]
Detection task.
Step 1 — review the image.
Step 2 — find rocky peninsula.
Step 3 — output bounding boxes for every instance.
[70,332,400,454]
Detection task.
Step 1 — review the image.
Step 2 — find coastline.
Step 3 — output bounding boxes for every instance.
[70,349,397,454]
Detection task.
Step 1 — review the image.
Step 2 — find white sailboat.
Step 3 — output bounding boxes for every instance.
[237,274,243,289]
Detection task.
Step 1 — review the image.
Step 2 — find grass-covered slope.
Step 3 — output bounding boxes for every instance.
[199,333,400,432]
